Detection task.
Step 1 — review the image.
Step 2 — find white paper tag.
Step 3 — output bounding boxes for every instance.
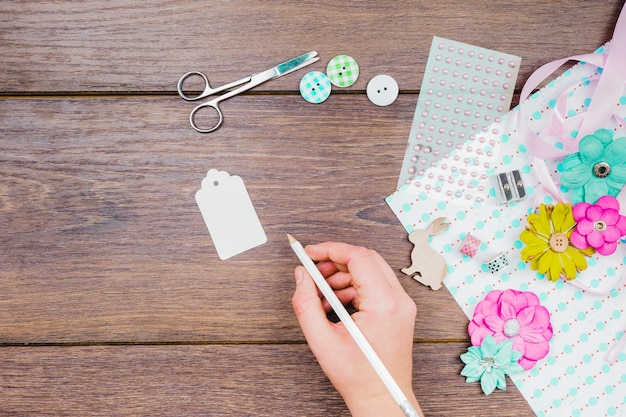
[195,169,267,260]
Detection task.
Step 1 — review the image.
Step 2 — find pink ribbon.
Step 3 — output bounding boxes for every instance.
[517,3,626,203]
[607,329,626,364]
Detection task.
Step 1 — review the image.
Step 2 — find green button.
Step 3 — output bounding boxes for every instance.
[326,55,359,87]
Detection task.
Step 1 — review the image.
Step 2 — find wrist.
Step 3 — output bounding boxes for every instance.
[344,390,421,417]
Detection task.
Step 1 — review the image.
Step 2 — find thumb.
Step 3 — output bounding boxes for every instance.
[292,266,333,344]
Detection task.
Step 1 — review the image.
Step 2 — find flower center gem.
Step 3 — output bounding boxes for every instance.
[594,220,607,232]
[503,318,521,337]
[593,161,611,178]
[548,232,569,253]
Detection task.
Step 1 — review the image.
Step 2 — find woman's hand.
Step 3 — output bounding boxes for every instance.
[291,241,423,417]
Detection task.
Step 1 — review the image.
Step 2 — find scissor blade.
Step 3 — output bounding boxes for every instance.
[272,51,319,78]
[212,52,319,100]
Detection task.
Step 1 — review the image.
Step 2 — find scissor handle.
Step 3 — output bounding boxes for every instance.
[189,101,223,133]
[178,71,251,101]
[177,71,212,101]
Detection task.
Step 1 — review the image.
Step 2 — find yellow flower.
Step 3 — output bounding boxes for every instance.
[520,203,595,281]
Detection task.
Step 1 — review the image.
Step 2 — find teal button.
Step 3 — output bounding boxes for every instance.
[300,71,331,104]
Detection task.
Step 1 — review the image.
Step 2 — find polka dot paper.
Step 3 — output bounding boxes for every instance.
[387,42,626,416]
[397,37,520,190]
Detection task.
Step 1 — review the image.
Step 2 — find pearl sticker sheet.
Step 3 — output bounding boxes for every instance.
[387,49,626,416]
[397,37,521,191]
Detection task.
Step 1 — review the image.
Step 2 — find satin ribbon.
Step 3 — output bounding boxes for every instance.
[607,329,626,364]
[517,3,626,203]
[526,75,626,206]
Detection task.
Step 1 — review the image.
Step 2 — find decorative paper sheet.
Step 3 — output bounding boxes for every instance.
[387,54,626,416]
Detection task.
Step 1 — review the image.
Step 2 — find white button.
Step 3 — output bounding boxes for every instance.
[367,74,399,106]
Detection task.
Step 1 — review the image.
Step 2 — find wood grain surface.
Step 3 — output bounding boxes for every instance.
[1,344,533,416]
[0,1,622,93]
[1,1,623,415]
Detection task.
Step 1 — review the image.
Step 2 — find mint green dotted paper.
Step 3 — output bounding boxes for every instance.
[387,42,626,417]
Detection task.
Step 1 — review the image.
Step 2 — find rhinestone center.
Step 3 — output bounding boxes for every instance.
[504,318,521,337]
[593,161,611,178]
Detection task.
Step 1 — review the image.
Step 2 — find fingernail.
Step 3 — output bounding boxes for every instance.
[294,269,303,284]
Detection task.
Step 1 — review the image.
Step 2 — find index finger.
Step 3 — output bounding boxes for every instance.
[305,241,402,292]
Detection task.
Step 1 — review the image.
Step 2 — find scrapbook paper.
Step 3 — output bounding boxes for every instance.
[195,169,267,260]
[386,5,626,411]
[386,62,626,414]
[397,37,520,189]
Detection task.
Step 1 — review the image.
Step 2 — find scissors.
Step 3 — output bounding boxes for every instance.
[178,51,319,133]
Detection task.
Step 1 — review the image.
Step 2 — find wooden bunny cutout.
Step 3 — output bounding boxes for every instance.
[401,217,450,290]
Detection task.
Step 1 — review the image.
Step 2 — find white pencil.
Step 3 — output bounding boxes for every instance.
[287,234,419,417]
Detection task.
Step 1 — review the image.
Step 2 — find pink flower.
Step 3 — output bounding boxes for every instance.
[571,195,626,256]
[468,289,553,370]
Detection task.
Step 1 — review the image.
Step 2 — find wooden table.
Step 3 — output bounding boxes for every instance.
[1,1,623,415]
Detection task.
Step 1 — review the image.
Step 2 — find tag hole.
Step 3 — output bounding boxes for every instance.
[213,181,219,186]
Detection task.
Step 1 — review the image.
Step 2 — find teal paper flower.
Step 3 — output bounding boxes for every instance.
[460,335,524,395]
[560,128,626,204]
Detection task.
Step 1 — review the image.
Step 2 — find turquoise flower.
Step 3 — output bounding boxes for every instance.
[460,335,524,395]
[560,129,626,204]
